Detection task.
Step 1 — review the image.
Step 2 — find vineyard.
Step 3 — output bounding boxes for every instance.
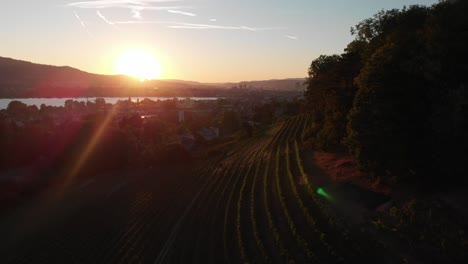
[2,115,398,263]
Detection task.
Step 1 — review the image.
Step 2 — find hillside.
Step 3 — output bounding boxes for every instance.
[0,57,305,97]
[0,57,130,97]
[0,115,466,263]
[0,115,383,263]
[0,57,203,98]
[1,115,466,263]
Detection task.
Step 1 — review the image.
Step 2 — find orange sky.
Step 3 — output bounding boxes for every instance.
[0,0,438,82]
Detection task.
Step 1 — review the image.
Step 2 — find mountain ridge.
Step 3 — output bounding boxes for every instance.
[0,56,305,97]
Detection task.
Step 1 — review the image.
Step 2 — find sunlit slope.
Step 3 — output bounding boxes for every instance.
[162,115,393,263]
[3,115,398,264]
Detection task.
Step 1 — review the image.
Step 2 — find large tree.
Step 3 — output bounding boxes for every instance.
[304,52,361,149]
[305,0,468,184]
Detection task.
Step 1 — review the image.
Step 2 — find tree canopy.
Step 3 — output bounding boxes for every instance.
[304,0,468,185]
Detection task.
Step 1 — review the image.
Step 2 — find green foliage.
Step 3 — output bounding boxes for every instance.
[306,55,341,79]
[346,1,468,181]
[346,41,429,173]
[304,0,468,184]
[304,53,361,149]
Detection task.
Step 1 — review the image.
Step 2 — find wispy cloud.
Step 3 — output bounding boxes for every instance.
[167,9,196,17]
[74,11,86,28]
[113,20,170,24]
[111,20,285,31]
[67,0,190,21]
[247,26,286,31]
[125,5,184,10]
[285,35,298,40]
[67,0,181,9]
[167,23,284,31]
[96,10,120,29]
[67,1,285,35]
[74,11,93,37]
[131,8,142,19]
[240,26,256,31]
[168,23,239,30]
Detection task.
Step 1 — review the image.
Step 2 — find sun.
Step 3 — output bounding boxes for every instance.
[115,49,161,81]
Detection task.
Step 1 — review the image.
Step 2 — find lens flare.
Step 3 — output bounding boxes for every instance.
[317,187,333,201]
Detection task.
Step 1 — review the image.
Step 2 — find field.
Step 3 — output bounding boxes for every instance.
[1,115,403,263]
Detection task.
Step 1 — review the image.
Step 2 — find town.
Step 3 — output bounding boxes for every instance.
[0,89,304,211]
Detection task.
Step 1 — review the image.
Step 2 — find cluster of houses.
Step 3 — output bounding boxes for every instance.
[1,89,304,150]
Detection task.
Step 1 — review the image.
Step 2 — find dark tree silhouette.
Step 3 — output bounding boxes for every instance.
[305,0,468,184]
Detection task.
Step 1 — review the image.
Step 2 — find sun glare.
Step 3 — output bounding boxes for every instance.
[115,49,161,81]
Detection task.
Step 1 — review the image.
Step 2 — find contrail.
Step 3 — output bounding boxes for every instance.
[285,35,298,40]
[74,11,93,37]
[96,10,120,30]
[67,0,181,9]
[240,26,256,31]
[167,9,196,17]
[168,22,285,31]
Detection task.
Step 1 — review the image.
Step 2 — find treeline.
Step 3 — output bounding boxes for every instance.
[304,0,468,185]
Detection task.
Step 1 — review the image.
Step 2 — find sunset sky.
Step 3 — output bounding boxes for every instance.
[1,0,438,82]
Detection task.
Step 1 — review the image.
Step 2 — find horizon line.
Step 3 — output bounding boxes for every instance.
[0,55,306,84]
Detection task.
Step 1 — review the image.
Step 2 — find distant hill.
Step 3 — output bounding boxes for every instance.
[216,78,306,91]
[0,57,305,97]
[0,57,198,98]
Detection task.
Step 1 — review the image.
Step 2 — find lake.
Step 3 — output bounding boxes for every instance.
[0,97,220,110]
